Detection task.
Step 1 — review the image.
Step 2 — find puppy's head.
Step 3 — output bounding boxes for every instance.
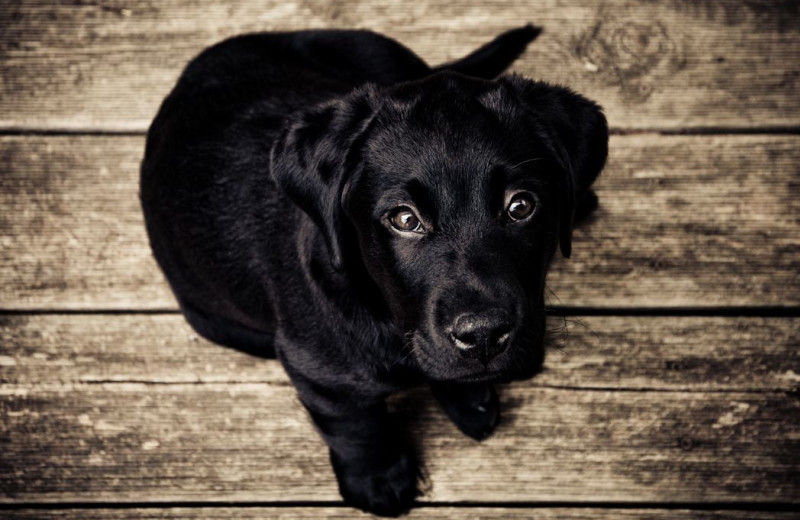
[272,72,607,382]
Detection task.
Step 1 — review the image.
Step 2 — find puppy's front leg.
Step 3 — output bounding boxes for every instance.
[431,382,500,441]
[302,394,419,517]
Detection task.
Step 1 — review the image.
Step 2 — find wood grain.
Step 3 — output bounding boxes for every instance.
[1,0,798,516]
[1,134,798,309]
[0,136,163,310]
[1,315,798,504]
[2,314,799,392]
[0,0,798,131]
[3,508,798,520]
[0,382,797,502]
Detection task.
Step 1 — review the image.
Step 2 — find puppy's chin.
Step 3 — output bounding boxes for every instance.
[410,328,546,384]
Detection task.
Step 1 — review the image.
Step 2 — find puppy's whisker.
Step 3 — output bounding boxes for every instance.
[563,315,599,339]
[392,330,418,366]
[396,350,416,366]
[509,157,544,171]
[544,285,563,307]
[544,330,567,353]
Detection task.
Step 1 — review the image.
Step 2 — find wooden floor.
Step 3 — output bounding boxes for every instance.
[1,1,799,518]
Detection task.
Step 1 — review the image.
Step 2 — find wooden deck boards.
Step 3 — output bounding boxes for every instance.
[2,365,797,503]
[1,0,798,518]
[1,315,798,506]
[2,134,799,310]
[4,509,800,520]
[3,314,799,392]
[1,0,799,131]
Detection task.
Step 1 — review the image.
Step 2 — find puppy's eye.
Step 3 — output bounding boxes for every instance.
[506,192,536,221]
[388,207,424,233]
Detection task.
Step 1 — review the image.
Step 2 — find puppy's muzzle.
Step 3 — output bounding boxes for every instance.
[447,308,514,364]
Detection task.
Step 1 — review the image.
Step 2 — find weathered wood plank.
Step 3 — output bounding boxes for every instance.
[0,136,166,310]
[550,134,800,307]
[2,314,797,503]
[3,508,798,520]
[0,383,797,502]
[1,314,799,392]
[1,134,798,309]
[0,0,798,131]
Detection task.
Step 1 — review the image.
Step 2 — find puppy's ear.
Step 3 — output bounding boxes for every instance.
[270,87,379,270]
[501,75,608,258]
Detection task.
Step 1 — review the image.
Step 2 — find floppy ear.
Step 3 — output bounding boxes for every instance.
[501,75,608,258]
[270,87,379,270]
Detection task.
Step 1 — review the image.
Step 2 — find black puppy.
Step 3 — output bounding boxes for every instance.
[141,25,607,517]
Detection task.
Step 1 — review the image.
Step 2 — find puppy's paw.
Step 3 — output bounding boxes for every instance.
[331,447,419,517]
[433,383,500,441]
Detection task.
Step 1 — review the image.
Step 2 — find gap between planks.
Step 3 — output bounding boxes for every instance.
[2,306,800,316]
[1,505,799,520]
[3,127,800,136]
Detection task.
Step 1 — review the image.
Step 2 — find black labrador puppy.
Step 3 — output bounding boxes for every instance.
[140,25,607,517]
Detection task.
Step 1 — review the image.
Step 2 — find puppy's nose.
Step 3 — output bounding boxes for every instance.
[449,309,512,363]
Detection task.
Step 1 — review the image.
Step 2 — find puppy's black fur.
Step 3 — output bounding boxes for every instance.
[141,25,607,517]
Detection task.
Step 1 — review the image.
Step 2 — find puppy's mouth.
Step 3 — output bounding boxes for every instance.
[409,321,546,383]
